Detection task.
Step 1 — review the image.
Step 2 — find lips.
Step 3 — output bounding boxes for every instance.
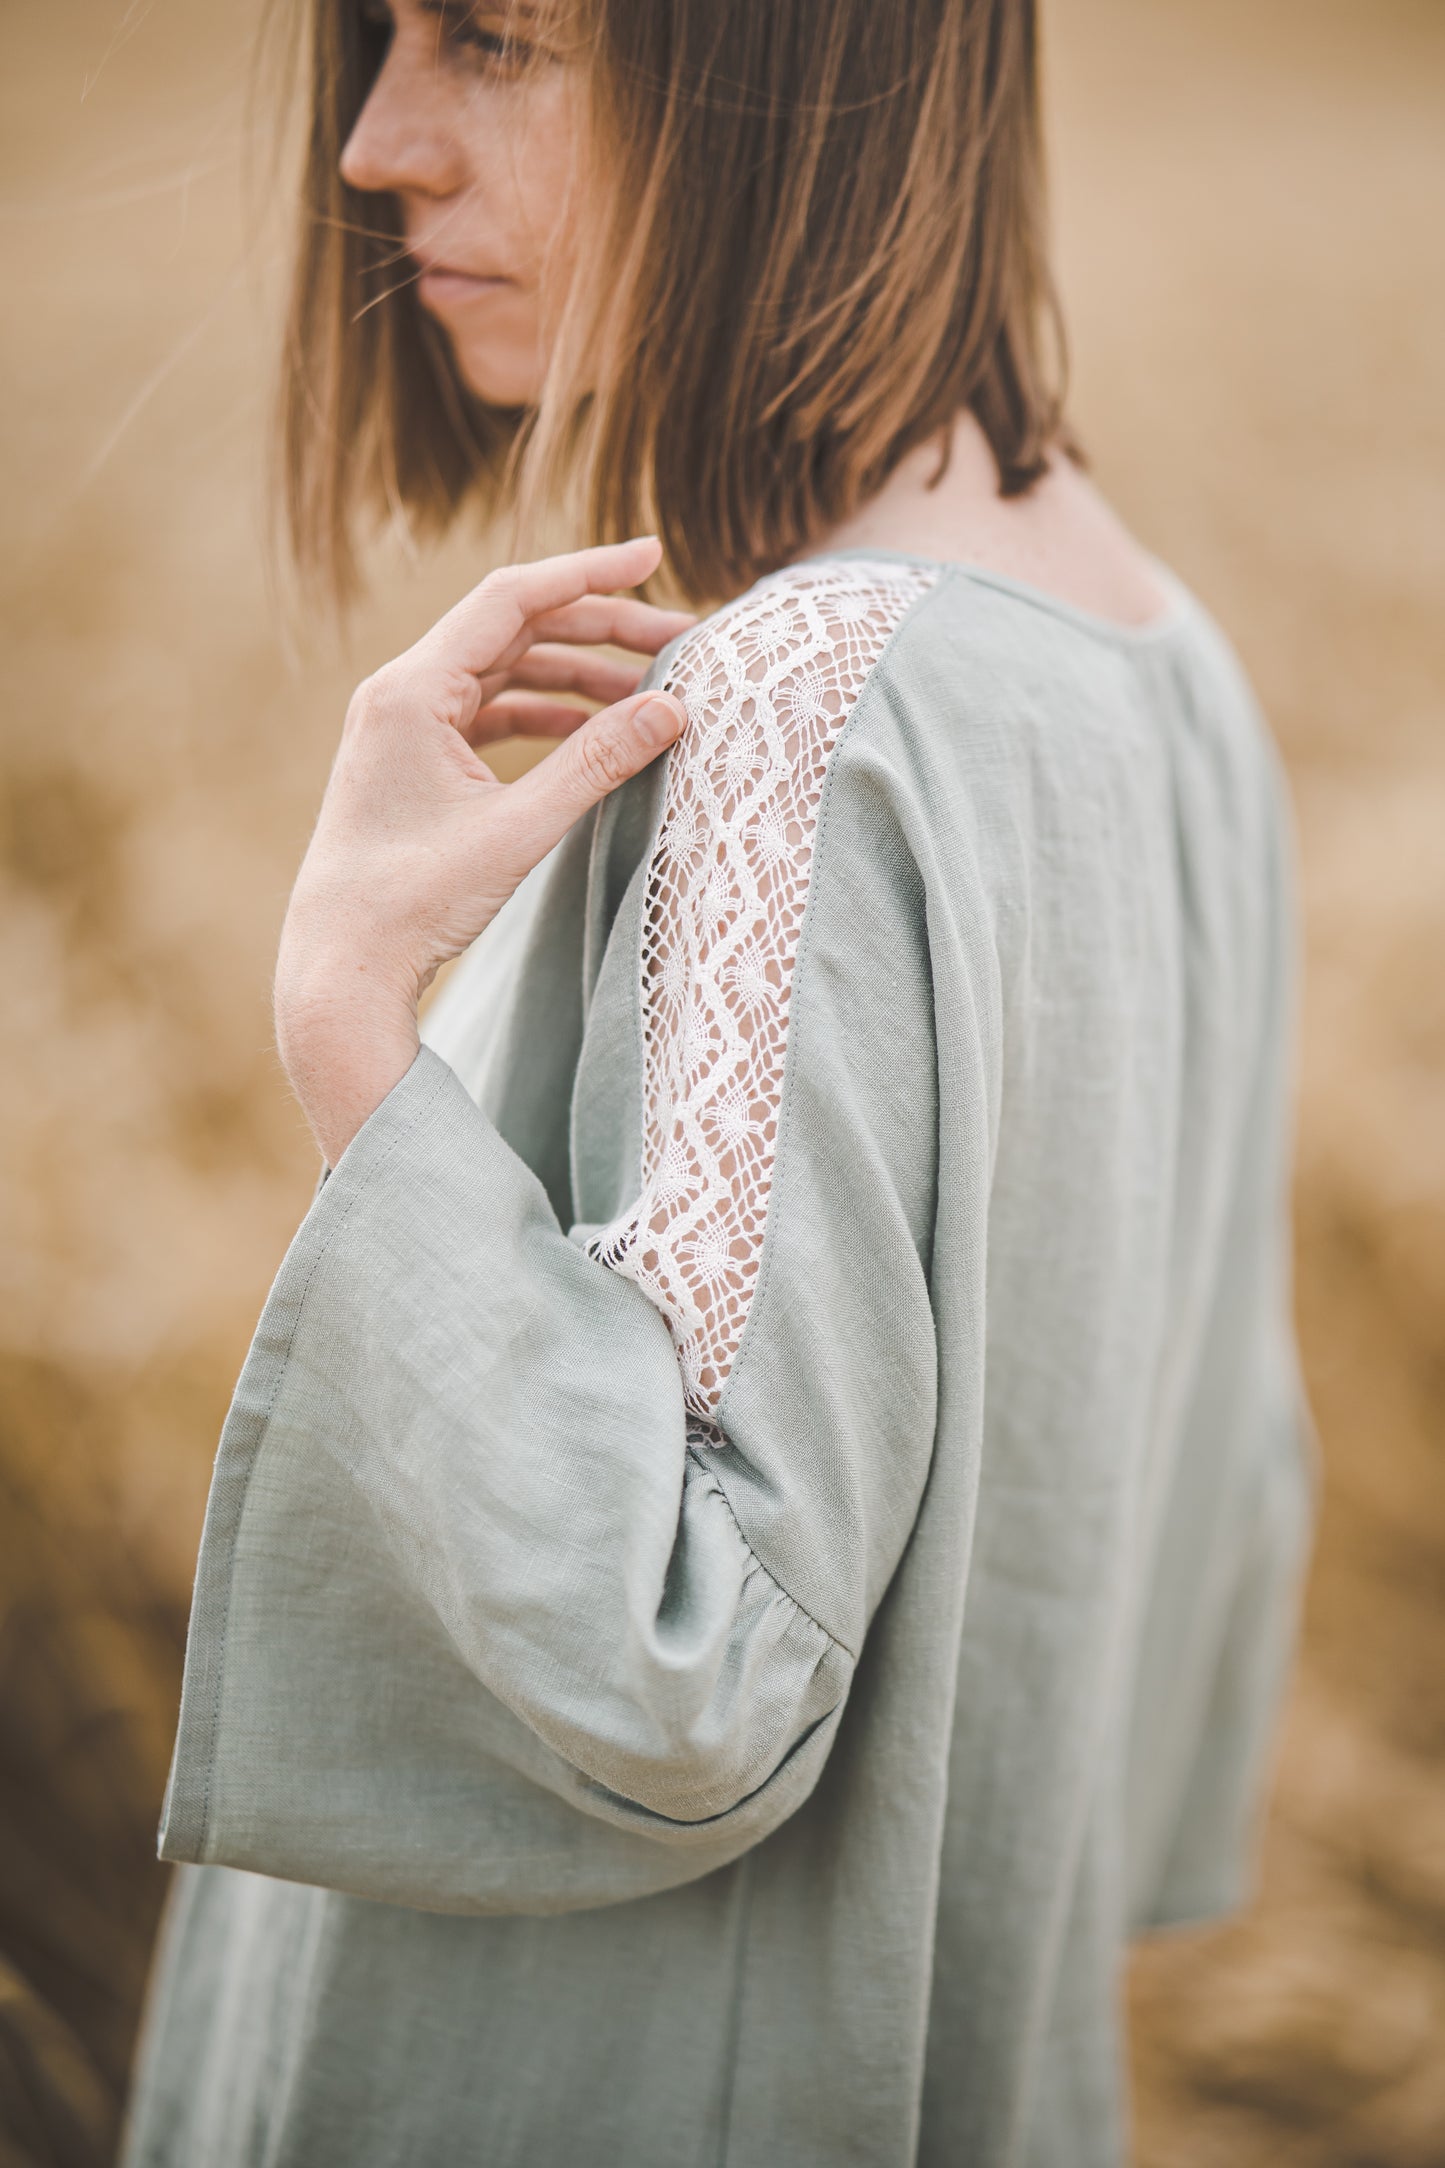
[411,259,513,313]
[411,252,510,287]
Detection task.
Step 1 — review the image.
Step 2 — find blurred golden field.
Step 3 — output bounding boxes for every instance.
[2,0,1443,2162]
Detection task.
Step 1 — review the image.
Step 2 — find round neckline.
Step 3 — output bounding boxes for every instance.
[791,544,1193,649]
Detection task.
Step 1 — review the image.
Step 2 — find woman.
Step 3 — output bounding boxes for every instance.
[122,1,1318,2163]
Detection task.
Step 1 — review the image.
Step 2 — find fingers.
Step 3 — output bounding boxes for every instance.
[505,690,688,858]
[506,645,646,702]
[462,691,601,745]
[394,541,695,743]
[462,639,659,742]
[527,596,696,654]
[429,537,671,673]
[485,535,666,621]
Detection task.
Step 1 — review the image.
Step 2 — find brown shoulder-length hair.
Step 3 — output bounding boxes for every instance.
[278,0,1072,610]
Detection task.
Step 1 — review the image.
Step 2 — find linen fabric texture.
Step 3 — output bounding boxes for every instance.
[123,553,1318,2168]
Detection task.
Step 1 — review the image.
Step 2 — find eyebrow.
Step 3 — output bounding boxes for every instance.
[416,0,546,20]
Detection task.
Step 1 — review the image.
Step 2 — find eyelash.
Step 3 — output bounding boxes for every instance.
[358,1,536,74]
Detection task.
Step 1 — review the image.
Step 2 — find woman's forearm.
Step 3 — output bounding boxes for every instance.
[275,937,422,1170]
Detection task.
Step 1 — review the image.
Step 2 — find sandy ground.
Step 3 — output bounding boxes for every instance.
[1,0,1443,2160]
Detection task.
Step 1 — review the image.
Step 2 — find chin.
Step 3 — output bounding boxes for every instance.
[451,339,546,411]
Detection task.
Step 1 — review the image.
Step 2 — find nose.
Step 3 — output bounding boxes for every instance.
[339,31,468,200]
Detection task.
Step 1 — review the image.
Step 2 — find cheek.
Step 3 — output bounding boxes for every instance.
[434,74,582,407]
[507,78,583,294]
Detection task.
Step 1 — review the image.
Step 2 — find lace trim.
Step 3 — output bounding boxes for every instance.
[583,558,937,1446]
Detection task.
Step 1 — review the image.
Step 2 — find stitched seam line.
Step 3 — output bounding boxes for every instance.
[625,757,672,1196]
[713,1849,756,2168]
[715,566,950,1416]
[602,566,943,1425]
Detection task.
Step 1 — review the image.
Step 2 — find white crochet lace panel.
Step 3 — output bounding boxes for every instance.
[582,557,937,1449]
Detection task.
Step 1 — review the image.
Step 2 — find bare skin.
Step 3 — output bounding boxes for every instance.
[812,414,1175,630]
[344,0,581,405]
[279,0,1171,1170]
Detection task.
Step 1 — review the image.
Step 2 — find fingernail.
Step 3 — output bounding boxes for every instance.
[636,696,683,749]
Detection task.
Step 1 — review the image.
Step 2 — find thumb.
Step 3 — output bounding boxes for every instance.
[506,689,687,858]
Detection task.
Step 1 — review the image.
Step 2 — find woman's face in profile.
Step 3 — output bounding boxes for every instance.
[343,0,578,407]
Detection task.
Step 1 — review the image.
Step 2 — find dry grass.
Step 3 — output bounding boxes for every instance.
[1,0,1442,2160]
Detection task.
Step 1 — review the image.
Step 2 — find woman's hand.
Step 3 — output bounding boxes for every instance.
[274,535,693,1169]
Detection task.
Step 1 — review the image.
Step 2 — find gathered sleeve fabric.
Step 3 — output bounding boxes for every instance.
[157,560,953,1916]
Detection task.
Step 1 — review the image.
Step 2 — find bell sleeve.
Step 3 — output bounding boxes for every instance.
[157,563,946,1916]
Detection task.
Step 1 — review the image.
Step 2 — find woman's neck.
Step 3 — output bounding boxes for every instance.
[803,409,1174,630]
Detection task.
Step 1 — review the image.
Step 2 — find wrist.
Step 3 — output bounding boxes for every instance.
[274,949,422,1170]
[274,937,419,1037]
[275,884,425,1014]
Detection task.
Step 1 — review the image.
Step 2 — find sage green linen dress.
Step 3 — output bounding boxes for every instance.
[122,550,1318,2168]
